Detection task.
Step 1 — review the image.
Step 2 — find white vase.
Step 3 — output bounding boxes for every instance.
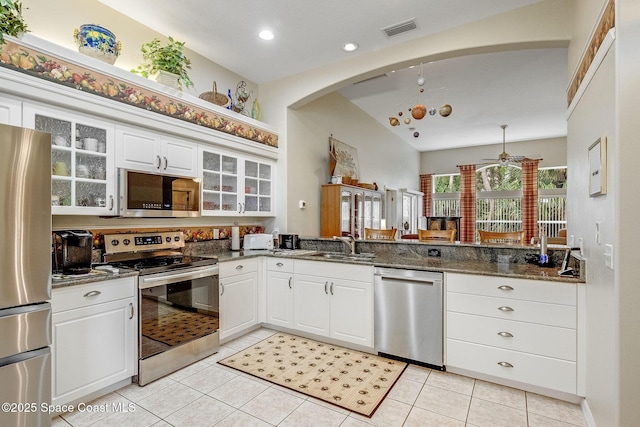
[154,70,180,90]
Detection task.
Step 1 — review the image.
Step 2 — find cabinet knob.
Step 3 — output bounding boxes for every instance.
[497,331,514,338]
[497,361,514,368]
[498,306,514,312]
[498,285,514,291]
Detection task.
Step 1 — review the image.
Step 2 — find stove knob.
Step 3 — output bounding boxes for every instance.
[174,236,180,242]
[123,239,131,245]
[111,239,119,246]
[166,236,171,243]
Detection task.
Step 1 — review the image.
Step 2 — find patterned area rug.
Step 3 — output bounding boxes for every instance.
[218,332,407,417]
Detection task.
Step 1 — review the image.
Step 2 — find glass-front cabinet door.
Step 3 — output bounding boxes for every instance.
[22,103,116,215]
[201,150,239,214]
[243,159,273,215]
[200,147,275,216]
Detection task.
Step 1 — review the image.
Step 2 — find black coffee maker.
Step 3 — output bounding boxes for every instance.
[52,230,93,274]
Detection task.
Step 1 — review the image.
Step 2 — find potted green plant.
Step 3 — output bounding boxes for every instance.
[131,36,193,90]
[0,0,28,44]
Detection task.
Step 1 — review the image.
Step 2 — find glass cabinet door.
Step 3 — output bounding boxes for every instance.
[31,110,113,213]
[244,160,272,214]
[201,150,239,213]
[372,193,382,229]
[340,190,352,236]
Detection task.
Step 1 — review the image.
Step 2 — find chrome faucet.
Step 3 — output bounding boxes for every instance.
[333,235,356,255]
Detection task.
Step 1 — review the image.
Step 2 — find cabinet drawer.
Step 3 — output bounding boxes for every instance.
[446,339,576,394]
[447,292,576,328]
[220,258,258,277]
[52,277,136,313]
[294,260,372,282]
[267,257,294,273]
[446,273,576,305]
[447,312,576,361]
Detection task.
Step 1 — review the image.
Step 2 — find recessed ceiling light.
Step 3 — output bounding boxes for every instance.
[342,42,359,52]
[259,30,274,41]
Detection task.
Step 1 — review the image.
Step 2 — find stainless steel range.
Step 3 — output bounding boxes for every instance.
[104,231,219,386]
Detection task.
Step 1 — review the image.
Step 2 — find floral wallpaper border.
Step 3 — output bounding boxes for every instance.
[567,0,615,106]
[0,39,278,148]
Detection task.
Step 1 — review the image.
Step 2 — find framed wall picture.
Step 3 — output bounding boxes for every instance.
[589,136,607,197]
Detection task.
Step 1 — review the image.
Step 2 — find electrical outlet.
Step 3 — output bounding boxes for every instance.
[595,222,601,245]
[299,200,306,209]
[427,248,441,257]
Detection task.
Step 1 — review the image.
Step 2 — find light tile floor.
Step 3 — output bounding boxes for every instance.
[53,328,586,426]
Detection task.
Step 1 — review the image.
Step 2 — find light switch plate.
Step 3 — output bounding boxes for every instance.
[604,244,614,269]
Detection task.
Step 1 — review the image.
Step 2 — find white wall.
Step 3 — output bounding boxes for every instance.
[286,92,419,236]
[567,47,617,425]
[568,0,640,425]
[22,0,258,102]
[420,136,567,175]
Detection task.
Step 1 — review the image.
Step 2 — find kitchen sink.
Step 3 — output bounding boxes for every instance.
[311,252,375,261]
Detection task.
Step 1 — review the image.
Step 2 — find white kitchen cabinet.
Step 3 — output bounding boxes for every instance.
[265,258,295,328]
[115,125,197,177]
[293,260,373,347]
[219,258,259,339]
[200,146,275,216]
[51,277,136,406]
[22,102,117,215]
[445,272,578,394]
[0,94,22,126]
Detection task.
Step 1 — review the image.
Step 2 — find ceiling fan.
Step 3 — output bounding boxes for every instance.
[481,124,526,166]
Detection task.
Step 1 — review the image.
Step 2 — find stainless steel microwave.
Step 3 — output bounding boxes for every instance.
[118,169,200,217]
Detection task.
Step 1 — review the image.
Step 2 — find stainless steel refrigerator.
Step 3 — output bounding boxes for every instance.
[0,124,52,427]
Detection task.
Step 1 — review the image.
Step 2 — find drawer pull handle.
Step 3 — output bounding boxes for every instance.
[235,265,244,270]
[324,281,329,295]
[330,282,334,295]
[288,277,292,289]
[129,302,134,320]
[276,262,284,267]
[83,290,101,298]
[156,155,162,169]
[498,285,514,291]
[498,331,514,338]
[498,361,514,368]
[498,306,514,312]
[220,283,225,296]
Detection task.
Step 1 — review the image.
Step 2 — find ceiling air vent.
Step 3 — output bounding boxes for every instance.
[381,18,417,37]
[354,74,388,85]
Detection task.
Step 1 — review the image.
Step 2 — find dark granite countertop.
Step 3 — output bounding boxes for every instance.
[51,268,139,289]
[211,249,583,283]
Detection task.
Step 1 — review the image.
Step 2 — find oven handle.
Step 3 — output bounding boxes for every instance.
[138,265,219,289]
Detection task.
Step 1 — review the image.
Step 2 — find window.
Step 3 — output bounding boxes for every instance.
[431,165,567,240]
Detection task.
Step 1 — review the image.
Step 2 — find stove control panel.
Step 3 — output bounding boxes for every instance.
[104,231,185,254]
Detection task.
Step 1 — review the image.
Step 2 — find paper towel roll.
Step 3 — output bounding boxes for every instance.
[231,226,240,251]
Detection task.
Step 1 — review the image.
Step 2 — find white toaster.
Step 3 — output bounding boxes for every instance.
[243,233,274,250]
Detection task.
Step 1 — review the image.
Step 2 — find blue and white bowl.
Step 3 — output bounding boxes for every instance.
[74,24,121,65]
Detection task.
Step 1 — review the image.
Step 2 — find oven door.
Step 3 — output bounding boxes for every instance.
[138,265,219,361]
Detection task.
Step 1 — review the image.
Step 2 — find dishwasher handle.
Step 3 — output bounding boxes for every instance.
[378,275,439,285]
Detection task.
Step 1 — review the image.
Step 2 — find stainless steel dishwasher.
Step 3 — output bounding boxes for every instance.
[374,267,444,368]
